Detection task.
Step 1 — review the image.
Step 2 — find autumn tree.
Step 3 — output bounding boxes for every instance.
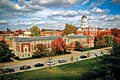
[32,44,48,58]
[95,34,114,47]
[51,38,66,54]
[67,42,75,51]
[63,23,77,35]
[36,44,47,52]
[30,26,40,36]
[111,28,120,38]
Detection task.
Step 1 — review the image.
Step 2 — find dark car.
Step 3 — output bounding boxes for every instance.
[34,63,44,67]
[4,68,15,73]
[80,55,87,59]
[20,65,31,70]
[0,69,4,74]
[58,59,67,63]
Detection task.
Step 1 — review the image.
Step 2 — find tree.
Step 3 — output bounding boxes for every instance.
[0,40,13,62]
[63,23,77,35]
[111,28,120,38]
[51,38,66,54]
[30,26,40,36]
[89,39,120,80]
[67,42,76,51]
[75,41,82,51]
[33,44,48,58]
[95,34,114,47]
[36,44,46,52]
[70,56,74,61]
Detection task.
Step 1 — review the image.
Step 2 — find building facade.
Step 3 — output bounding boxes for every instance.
[7,35,94,59]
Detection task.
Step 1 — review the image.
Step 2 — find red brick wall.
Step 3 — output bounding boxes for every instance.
[21,43,31,53]
[16,43,20,52]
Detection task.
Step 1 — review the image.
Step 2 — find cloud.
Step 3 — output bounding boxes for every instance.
[0,0,25,11]
[89,0,106,7]
[0,0,43,13]
[78,10,90,15]
[40,22,65,30]
[112,0,120,3]
[82,0,90,5]
[48,10,90,18]
[0,20,8,23]
[62,11,78,17]
[100,15,120,21]
[31,18,41,21]
[16,21,32,26]
[31,0,82,8]
[48,10,78,18]
[91,7,110,14]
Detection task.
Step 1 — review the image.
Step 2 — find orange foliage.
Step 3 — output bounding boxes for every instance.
[67,42,75,51]
[51,38,66,52]
[96,30,111,39]
[111,28,120,38]
[36,44,46,52]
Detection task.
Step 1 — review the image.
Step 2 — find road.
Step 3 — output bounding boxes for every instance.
[0,47,111,74]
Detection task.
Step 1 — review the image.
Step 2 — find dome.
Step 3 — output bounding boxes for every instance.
[82,15,87,18]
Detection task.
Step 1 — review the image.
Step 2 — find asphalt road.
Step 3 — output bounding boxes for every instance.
[0,47,111,74]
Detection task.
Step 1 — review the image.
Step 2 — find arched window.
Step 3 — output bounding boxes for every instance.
[24,45,28,52]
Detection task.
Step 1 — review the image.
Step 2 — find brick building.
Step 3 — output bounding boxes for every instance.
[7,35,94,59]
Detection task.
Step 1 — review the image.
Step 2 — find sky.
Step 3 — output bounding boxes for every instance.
[0,0,120,31]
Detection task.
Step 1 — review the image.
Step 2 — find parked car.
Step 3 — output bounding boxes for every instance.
[46,61,55,65]
[0,69,4,74]
[4,68,15,73]
[58,59,67,63]
[20,65,31,70]
[34,63,44,67]
[80,55,87,59]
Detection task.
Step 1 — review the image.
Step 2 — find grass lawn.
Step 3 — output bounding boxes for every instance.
[9,58,101,80]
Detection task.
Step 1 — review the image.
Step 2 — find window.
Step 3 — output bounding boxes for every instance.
[68,39,69,42]
[24,45,28,52]
[28,54,30,57]
[25,48,27,52]
[64,38,66,42]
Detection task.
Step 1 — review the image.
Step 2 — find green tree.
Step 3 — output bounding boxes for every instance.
[30,26,40,36]
[63,23,77,35]
[0,40,13,62]
[75,41,81,51]
[70,56,74,61]
[89,39,120,80]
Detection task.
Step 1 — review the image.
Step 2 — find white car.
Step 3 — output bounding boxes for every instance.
[46,61,55,65]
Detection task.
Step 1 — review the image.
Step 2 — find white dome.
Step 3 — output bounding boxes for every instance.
[81,15,88,28]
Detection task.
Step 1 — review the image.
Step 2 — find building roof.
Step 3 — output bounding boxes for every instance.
[82,15,87,18]
[7,35,93,42]
[67,35,93,39]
